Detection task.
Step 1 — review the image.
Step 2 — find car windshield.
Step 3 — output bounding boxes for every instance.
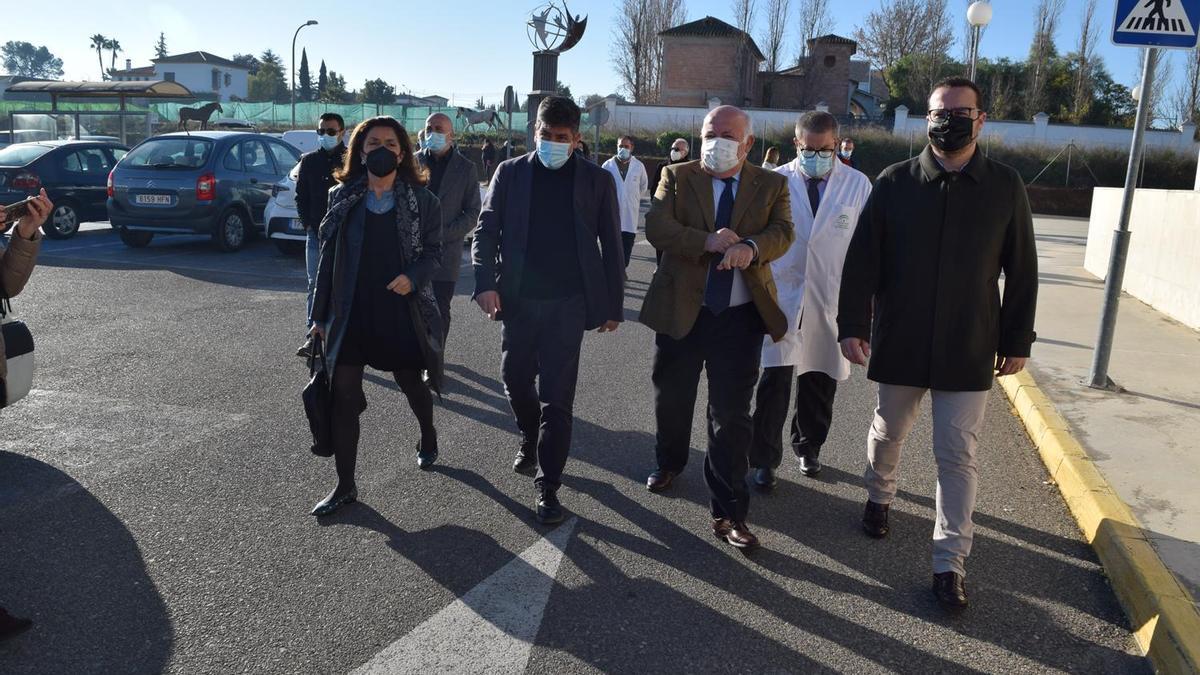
[0,144,54,166]
[124,138,213,169]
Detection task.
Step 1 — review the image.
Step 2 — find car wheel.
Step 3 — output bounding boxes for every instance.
[213,208,248,252]
[274,239,305,256]
[118,229,153,248]
[42,202,80,239]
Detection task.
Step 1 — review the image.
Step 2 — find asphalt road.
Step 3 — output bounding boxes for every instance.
[0,222,1147,674]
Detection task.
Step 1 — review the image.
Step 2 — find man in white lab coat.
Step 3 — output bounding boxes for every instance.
[602,135,649,267]
[750,111,872,490]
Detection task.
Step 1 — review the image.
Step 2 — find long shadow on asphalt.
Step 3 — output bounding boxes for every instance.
[0,452,173,674]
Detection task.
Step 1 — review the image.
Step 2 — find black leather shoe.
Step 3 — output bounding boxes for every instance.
[296,336,314,358]
[752,468,777,491]
[416,431,439,470]
[862,500,890,538]
[796,446,822,477]
[311,486,357,517]
[646,470,676,493]
[536,488,564,524]
[932,572,969,609]
[0,607,32,641]
[513,447,537,476]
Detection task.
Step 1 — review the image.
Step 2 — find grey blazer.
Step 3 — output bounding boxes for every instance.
[417,147,481,283]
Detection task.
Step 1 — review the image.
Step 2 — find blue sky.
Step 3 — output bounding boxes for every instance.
[4,0,1174,110]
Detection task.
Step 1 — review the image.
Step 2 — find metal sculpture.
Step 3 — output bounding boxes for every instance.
[526,1,587,54]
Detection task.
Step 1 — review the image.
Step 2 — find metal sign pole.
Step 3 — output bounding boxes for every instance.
[1087,47,1159,389]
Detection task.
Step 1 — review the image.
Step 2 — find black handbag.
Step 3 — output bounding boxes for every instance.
[302,336,334,457]
[0,297,34,409]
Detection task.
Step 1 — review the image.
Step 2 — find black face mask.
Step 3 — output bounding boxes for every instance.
[363,146,398,178]
[928,116,975,153]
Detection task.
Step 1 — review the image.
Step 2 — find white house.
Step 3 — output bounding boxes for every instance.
[111,51,249,101]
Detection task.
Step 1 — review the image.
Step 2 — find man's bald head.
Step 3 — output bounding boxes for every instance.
[423,113,454,154]
[700,105,755,178]
[704,106,753,142]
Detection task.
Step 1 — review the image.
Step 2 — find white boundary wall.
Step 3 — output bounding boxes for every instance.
[893,106,1198,153]
[598,96,824,137]
[1085,188,1200,331]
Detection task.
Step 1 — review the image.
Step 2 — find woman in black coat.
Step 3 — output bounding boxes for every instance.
[309,116,445,516]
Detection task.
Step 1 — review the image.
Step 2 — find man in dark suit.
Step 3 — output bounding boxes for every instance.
[295,112,346,358]
[640,105,795,549]
[472,96,625,525]
[416,112,481,346]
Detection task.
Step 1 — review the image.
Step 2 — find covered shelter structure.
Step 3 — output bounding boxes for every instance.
[2,80,194,146]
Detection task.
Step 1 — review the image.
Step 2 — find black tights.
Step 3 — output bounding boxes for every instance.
[330,364,434,492]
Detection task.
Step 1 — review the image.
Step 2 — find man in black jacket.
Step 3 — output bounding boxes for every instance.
[838,77,1038,610]
[472,96,624,525]
[296,112,346,357]
[416,112,481,347]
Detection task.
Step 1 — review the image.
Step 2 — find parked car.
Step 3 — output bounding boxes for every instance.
[264,160,305,255]
[0,130,57,149]
[0,140,128,238]
[210,118,256,131]
[281,130,319,155]
[106,131,301,251]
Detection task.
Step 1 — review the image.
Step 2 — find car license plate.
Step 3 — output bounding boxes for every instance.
[288,218,304,232]
[135,194,172,205]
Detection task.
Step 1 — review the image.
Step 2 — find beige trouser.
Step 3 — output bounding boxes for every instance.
[864,383,990,577]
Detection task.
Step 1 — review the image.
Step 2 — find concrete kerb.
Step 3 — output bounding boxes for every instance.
[999,370,1200,674]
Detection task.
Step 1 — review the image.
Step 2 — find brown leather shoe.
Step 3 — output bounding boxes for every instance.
[646,470,676,492]
[711,517,733,540]
[862,500,890,538]
[724,521,760,549]
[932,572,969,609]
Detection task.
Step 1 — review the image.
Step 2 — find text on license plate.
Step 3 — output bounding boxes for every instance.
[135,194,172,205]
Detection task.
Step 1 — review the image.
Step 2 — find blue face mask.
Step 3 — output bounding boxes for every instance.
[537,139,573,170]
[616,147,632,161]
[800,154,834,179]
[424,132,447,153]
[318,134,340,151]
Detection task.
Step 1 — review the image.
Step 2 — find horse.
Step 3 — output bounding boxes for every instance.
[455,107,505,132]
[179,102,224,131]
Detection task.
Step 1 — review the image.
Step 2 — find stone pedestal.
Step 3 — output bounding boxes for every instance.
[526,52,560,148]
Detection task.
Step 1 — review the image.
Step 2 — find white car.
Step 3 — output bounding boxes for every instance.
[265,161,306,255]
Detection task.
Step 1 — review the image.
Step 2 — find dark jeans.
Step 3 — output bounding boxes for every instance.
[501,294,587,490]
[621,232,636,268]
[652,304,765,522]
[750,367,838,469]
[432,280,456,344]
[331,365,434,487]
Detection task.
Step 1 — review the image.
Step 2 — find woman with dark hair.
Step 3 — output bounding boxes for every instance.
[309,116,445,517]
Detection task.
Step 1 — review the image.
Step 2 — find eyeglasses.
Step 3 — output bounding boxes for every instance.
[798,149,835,159]
[927,108,983,123]
[316,128,341,136]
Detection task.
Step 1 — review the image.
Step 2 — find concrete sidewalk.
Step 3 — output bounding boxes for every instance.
[1013,215,1200,669]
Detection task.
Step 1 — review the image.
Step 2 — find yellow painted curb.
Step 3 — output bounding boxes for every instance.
[999,370,1200,674]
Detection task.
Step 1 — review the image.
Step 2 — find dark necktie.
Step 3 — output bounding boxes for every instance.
[703,177,737,315]
[807,178,821,216]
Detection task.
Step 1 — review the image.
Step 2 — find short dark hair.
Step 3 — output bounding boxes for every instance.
[319,112,345,130]
[618,135,634,145]
[796,111,839,138]
[930,77,984,109]
[536,96,581,132]
[841,136,854,145]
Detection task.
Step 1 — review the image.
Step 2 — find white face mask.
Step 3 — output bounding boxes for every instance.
[701,137,743,174]
[669,148,686,161]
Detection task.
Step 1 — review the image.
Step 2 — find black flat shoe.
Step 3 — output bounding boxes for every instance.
[932,572,969,609]
[536,488,564,524]
[0,608,32,641]
[752,467,777,491]
[862,500,890,538]
[311,487,357,517]
[417,432,439,470]
[796,447,822,477]
[513,447,537,476]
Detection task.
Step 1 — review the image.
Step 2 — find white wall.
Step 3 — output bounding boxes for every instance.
[599,96,814,137]
[893,106,1198,153]
[153,63,248,101]
[1085,187,1200,331]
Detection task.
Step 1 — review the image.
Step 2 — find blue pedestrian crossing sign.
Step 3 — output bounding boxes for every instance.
[1113,0,1200,49]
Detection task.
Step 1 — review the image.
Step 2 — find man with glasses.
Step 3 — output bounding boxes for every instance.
[296,113,347,358]
[838,77,1038,609]
[750,111,871,491]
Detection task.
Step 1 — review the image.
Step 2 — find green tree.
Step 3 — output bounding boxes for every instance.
[322,71,348,102]
[555,80,573,100]
[298,49,312,102]
[247,49,288,102]
[317,60,328,99]
[359,78,396,105]
[154,32,167,59]
[89,34,107,80]
[582,93,605,108]
[0,41,64,79]
[106,39,122,76]
[231,53,260,76]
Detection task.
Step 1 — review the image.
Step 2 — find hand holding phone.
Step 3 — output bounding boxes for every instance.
[1,196,39,224]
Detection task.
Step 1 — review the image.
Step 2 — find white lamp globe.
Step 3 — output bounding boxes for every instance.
[967,1,993,27]
[1132,84,1142,102]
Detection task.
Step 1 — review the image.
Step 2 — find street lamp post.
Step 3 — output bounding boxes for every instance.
[967,1,993,82]
[291,19,318,130]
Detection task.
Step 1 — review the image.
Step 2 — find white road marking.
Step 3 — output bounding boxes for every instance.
[351,517,577,675]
